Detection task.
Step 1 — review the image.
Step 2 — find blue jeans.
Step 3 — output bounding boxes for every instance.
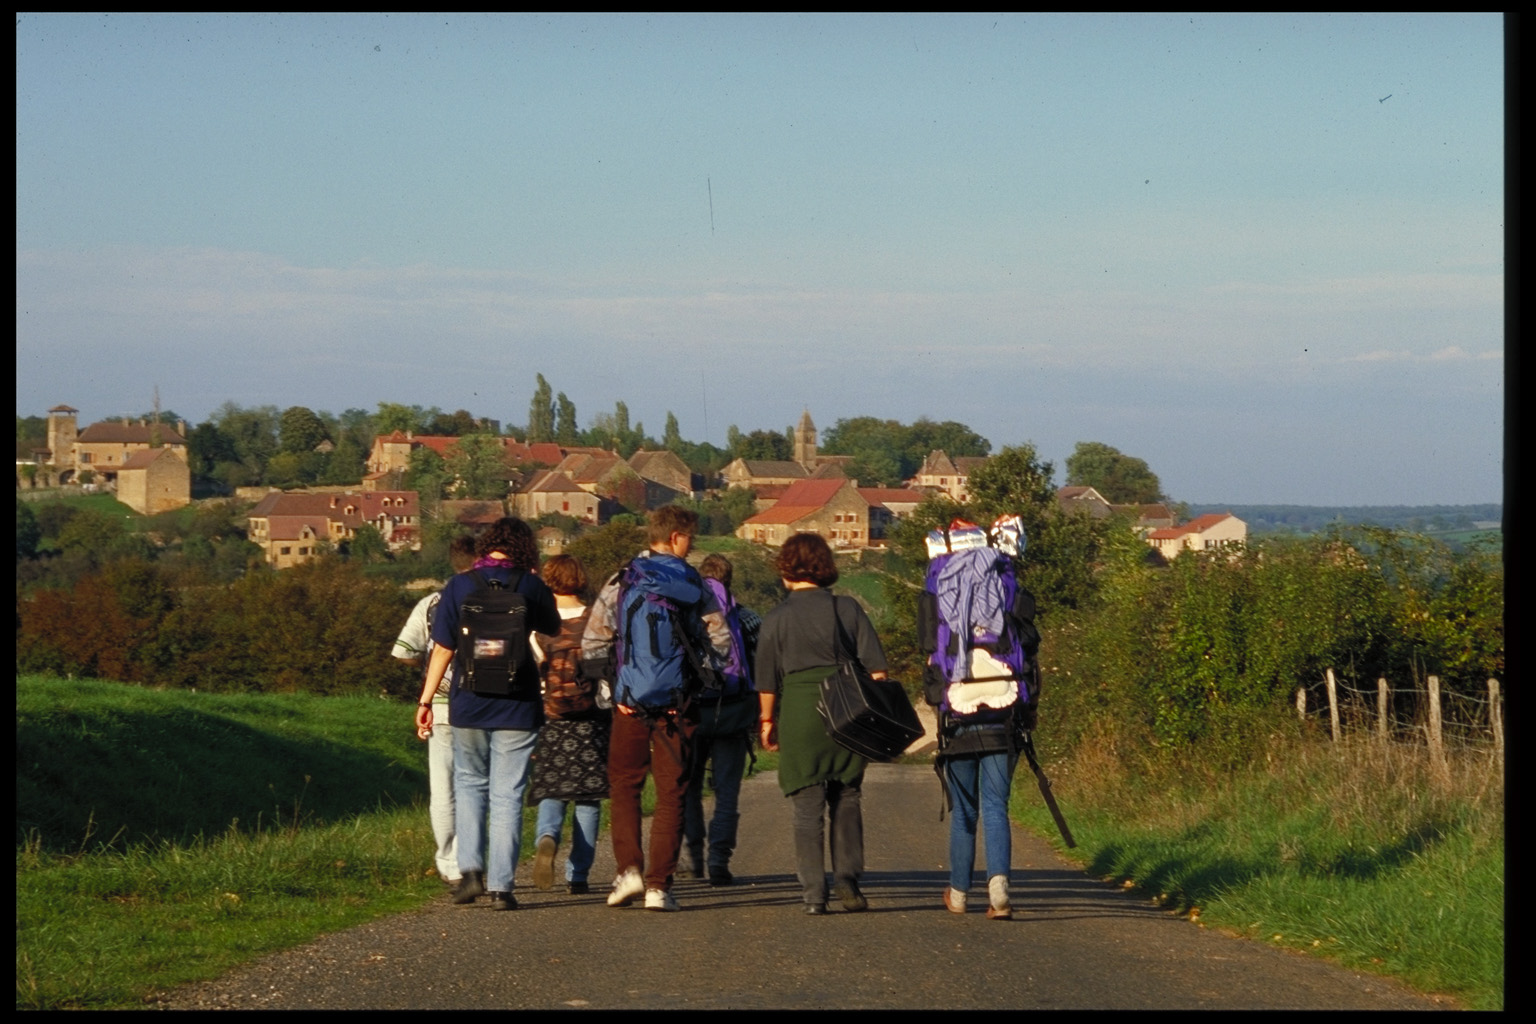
[945,748,1015,892]
[534,798,601,884]
[683,732,749,872]
[453,727,537,893]
[427,708,458,881]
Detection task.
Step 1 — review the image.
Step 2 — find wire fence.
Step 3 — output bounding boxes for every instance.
[1295,671,1504,776]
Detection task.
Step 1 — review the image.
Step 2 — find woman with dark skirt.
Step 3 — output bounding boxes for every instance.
[756,532,889,915]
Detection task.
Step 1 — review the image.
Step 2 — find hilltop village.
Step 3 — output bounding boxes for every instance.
[19,405,1245,569]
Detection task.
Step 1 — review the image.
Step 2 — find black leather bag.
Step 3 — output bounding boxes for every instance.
[816,597,924,762]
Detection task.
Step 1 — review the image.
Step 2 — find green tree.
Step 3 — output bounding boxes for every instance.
[528,374,556,443]
[1065,441,1164,505]
[279,406,328,455]
[732,429,793,461]
[555,393,579,445]
[346,524,390,563]
[403,447,450,515]
[663,411,682,451]
[426,409,481,436]
[448,433,511,500]
[16,497,41,559]
[375,402,426,436]
[564,521,647,592]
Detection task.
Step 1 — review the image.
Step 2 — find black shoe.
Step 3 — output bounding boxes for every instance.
[708,868,734,887]
[567,881,591,896]
[833,881,868,913]
[803,902,828,915]
[488,890,516,911]
[453,870,485,905]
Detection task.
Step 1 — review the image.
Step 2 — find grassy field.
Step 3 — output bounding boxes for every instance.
[16,677,452,1009]
[17,674,1500,1009]
[1014,725,1504,1010]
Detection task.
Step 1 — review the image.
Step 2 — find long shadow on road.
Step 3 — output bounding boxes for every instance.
[160,764,1450,1010]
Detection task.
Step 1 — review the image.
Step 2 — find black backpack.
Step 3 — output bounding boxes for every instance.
[453,570,537,699]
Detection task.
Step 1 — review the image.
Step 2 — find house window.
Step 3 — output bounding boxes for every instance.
[299,547,309,555]
[562,501,570,511]
[80,452,92,464]
[280,546,291,555]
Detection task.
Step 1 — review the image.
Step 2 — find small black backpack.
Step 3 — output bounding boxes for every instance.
[454,570,537,699]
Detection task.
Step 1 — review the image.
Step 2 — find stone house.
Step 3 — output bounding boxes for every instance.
[115,446,192,515]
[736,478,872,549]
[911,450,989,503]
[247,490,420,568]
[512,470,602,524]
[628,449,695,507]
[38,405,189,490]
[856,487,927,545]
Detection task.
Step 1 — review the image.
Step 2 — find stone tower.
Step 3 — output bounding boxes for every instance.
[46,405,78,471]
[794,408,817,468]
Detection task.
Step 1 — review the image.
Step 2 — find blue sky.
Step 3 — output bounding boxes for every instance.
[16,13,1504,505]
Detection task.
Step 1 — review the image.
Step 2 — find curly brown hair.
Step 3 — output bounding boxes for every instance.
[775,533,838,587]
[474,517,539,569]
[540,554,588,597]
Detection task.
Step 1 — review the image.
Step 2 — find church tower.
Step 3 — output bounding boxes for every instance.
[794,408,817,468]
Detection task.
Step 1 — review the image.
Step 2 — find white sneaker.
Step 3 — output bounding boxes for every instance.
[987,874,1012,920]
[644,888,680,912]
[607,868,644,907]
[943,886,967,914]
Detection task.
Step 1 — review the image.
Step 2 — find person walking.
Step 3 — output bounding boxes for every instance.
[414,517,559,911]
[681,553,761,886]
[581,505,732,913]
[756,532,888,915]
[527,554,610,896]
[394,534,477,889]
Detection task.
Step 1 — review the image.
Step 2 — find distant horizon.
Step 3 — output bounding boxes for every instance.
[17,14,1503,507]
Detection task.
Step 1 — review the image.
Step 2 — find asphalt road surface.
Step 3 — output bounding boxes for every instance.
[157,764,1450,1010]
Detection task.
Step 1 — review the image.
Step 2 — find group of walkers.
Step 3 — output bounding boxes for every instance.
[394,505,1032,918]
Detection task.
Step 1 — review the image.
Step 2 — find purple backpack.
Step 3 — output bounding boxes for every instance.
[700,577,752,700]
[919,546,1040,722]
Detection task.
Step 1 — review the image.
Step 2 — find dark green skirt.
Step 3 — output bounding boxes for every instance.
[776,665,867,796]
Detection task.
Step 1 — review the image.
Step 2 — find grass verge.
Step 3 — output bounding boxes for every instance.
[1013,727,1503,1010]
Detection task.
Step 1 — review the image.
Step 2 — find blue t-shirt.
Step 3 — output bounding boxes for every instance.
[431,564,560,731]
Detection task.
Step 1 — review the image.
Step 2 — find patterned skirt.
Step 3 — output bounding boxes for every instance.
[527,716,611,803]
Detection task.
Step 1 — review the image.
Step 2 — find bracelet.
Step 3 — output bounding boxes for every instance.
[419,702,433,709]
[760,718,773,724]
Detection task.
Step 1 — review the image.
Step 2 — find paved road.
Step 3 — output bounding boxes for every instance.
[158,764,1450,1010]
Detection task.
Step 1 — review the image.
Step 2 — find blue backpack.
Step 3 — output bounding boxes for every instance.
[919,527,1040,724]
[613,555,717,714]
[700,577,752,700]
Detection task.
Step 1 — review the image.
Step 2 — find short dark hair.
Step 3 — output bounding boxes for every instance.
[647,505,699,546]
[448,534,477,572]
[699,553,733,590]
[775,533,838,587]
[475,517,538,570]
[540,554,587,597]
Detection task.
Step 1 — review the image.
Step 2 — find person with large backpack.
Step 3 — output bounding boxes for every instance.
[680,553,761,887]
[414,517,560,911]
[395,534,478,890]
[580,505,732,913]
[526,554,610,896]
[919,516,1040,920]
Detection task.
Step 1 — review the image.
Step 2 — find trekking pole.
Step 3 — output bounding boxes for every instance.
[1020,732,1076,848]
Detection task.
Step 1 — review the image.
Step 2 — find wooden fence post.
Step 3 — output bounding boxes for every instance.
[1489,678,1503,771]
[1325,668,1340,742]
[1377,677,1390,743]
[1295,687,1306,724]
[1427,675,1448,783]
